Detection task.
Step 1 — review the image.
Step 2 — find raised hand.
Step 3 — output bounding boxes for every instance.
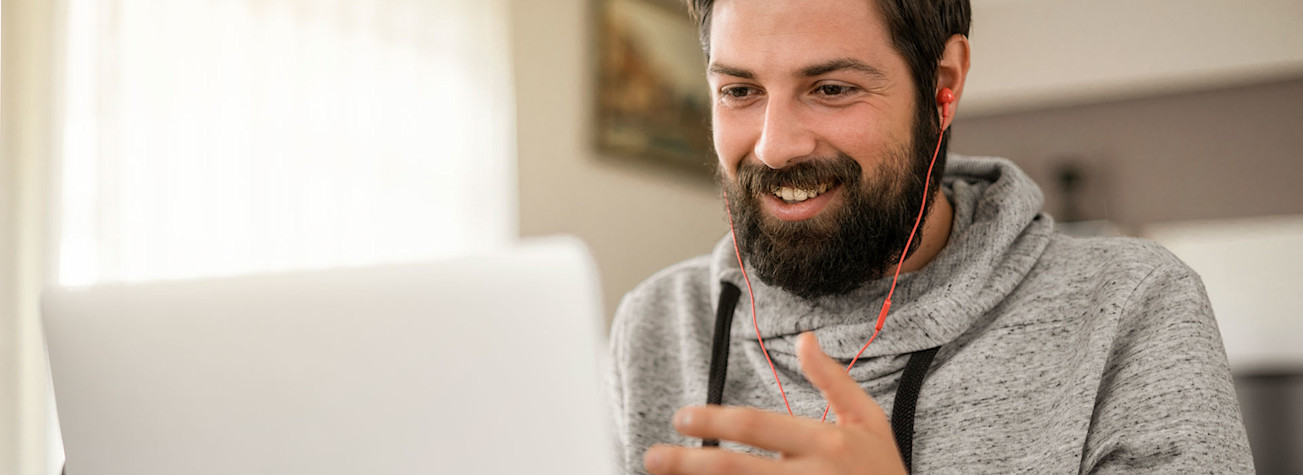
[644,332,908,475]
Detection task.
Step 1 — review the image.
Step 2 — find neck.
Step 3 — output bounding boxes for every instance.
[899,189,954,274]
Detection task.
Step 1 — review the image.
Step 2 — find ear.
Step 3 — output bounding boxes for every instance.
[936,34,971,131]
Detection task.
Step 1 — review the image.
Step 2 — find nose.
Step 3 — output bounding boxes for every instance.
[754,97,816,169]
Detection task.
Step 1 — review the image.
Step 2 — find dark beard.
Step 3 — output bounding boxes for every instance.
[719,111,941,300]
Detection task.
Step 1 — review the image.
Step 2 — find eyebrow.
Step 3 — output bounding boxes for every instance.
[708,63,756,79]
[798,58,888,81]
[708,58,888,82]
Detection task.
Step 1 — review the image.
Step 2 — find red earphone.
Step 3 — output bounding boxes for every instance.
[938,87,955,124]
[722,87,956,420]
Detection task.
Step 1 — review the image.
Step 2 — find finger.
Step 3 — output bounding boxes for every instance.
[671,405,832,455]
[796,332,890,433]
[644,444,787,475]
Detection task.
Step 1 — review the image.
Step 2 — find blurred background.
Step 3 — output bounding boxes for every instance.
[2,0,1300,473]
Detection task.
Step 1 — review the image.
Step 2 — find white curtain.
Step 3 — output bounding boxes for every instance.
[58,0,516,286]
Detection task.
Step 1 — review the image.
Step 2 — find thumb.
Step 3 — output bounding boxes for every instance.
[796,332,892,435]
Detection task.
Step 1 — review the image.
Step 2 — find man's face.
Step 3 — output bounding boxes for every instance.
[709,0,937,299]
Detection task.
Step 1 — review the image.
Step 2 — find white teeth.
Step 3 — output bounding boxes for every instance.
[773,183,833,203]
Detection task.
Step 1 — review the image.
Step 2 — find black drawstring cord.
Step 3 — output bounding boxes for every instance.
[892,345,939,473]
[702,281,741,447]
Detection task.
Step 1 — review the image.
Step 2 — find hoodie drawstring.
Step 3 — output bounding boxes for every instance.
[702,281,941,473]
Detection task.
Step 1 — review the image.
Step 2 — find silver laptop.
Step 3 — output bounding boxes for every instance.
[43,236,614,475]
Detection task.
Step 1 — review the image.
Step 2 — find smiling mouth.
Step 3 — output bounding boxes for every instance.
[769,181,836,204]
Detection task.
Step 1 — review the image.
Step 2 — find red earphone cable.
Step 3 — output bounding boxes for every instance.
[723,198,796,417]
[724,91,952,421]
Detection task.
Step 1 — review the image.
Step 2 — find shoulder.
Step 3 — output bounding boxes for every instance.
[609,253,718,359]
[1045,233,1186,269]
[1022,233,1210,337]
[1040,233,1200,290]
[1040,233,1216,352]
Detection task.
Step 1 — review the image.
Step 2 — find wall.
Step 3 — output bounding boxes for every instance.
[509,0,726,320]
[1,0,59,473]
[950,78,1303,228]
[0,77,19,475]
[964,0,1303,116]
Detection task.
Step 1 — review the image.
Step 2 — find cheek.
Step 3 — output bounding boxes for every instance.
[819,113,885,157]
[711,108,758,179]
[818,106,909,166]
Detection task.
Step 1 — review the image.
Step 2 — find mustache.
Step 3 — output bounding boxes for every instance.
[735,154,863,196]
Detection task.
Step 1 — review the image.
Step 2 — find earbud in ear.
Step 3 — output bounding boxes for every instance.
[936,87,955,120]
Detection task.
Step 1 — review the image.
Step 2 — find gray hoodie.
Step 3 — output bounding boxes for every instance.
[608,155,1254,473]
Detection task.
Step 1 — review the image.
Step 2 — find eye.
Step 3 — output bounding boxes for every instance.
[716,85,763,107]
[721,86,757,99]
[815,84,857,97]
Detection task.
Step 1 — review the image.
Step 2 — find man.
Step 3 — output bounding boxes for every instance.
[607,0,1254,474]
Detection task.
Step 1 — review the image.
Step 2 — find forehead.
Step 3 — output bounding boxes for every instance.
[708,0,898,75]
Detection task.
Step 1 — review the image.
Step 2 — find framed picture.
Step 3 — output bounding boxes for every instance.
[596,0,715,177]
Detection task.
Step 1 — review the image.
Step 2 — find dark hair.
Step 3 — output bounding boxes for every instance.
[685,0,971,169]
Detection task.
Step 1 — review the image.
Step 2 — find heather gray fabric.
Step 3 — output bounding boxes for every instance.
[607,155,1254,474]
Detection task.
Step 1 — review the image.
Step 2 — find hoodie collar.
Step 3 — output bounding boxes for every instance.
[708,155,1054,359]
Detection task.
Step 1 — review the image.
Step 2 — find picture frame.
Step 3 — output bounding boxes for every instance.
[595,0,715,177]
